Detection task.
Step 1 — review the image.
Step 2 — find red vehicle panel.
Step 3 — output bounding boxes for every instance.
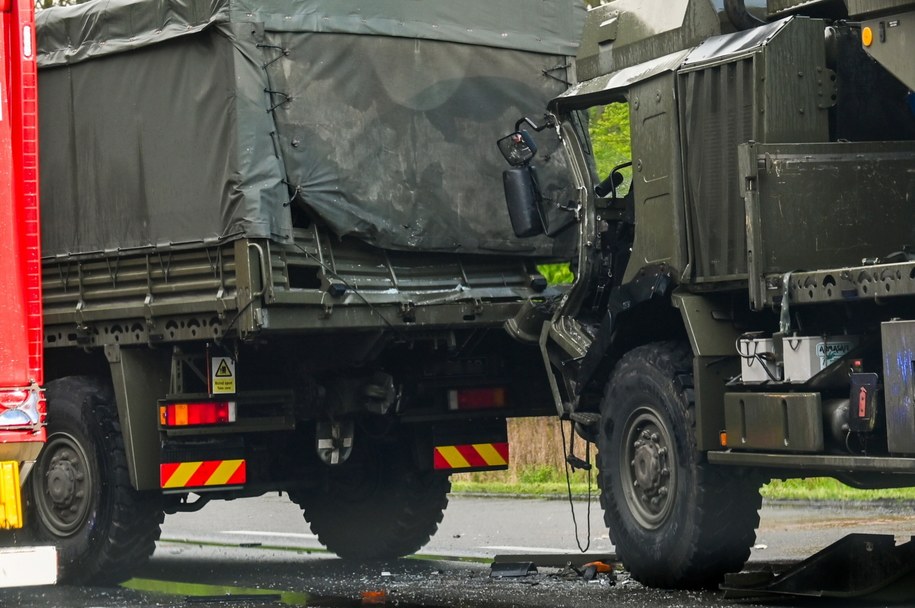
[0,0,43,444]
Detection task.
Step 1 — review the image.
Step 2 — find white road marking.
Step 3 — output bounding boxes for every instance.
[219,530,318,540]
[481,545,576,553]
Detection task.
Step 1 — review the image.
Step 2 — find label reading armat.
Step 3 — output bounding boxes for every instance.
[211,357,236,394]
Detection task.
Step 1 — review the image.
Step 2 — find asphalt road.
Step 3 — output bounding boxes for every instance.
[5,494,915,607]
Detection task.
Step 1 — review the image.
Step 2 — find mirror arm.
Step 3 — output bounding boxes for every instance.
[514,114,556,133]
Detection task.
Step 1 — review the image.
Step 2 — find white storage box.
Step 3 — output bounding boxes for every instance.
[738,338,781,383]
[783,335,859,383]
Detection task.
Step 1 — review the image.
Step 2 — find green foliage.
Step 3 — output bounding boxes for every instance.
[518,465,559,484]
[589,103,632,180]
[36,0,82,9]
[537,263,574,285]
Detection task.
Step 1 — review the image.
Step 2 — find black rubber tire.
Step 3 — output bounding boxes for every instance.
[29,376,164,585]
[598,342,762,589]
[289,438,450,560]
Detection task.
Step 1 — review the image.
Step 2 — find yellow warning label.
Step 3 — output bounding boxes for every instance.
[215,360,232,377]
[211,357,236,394]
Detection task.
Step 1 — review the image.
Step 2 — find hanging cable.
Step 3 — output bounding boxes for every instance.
[560,418,592,553]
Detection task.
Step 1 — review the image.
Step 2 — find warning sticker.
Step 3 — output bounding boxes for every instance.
[211,357,236,395]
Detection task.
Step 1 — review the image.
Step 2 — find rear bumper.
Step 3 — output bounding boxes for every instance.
[0,546,57,588]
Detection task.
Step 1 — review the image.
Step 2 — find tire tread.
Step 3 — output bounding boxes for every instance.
[598,342,761,589]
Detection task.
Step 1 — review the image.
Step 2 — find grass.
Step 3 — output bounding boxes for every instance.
[452,473,915,503]
[455,418,915,503]
[761,478,915,502]
[453,463,596,498]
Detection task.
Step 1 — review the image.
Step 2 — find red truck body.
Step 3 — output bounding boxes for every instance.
[0,0,43,456]
[0,0,56,588]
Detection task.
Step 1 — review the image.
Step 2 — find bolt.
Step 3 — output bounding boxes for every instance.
[658,447,667,456]
[641,430,651,440]
[650,433,659,442]
[661,468,669,477]
[658,487,668,497]
[633,480,639,488]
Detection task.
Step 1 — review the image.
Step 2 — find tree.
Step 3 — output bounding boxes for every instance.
[36,0,84,9]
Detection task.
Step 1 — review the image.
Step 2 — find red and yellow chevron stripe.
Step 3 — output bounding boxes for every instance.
[433,442,509,471]
[160,459,246,489]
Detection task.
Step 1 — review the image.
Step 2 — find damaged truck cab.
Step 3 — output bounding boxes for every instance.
[501,0,915,589]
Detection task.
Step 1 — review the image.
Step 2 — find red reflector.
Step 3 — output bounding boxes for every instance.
[159,402,236,427]
[0,390,30,410]
[448,388,507,410]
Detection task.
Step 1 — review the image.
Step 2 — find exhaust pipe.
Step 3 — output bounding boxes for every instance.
[725,0,766,31]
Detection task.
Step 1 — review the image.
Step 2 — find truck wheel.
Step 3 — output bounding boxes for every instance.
[29,376,164,585]
[289,439,450,560]
[598,342,761,589]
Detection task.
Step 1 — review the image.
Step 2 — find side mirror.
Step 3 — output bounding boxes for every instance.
[503,166,543,237]
[594,171,624,198]
[497,130,537,167]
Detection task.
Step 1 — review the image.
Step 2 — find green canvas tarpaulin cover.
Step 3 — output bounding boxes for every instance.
[37,0,585,257]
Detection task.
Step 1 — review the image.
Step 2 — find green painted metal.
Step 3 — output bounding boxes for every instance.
[724,392,824,452]
[625,73,688,283]
[672,293,741,357]
[680,17,831,285]
[862,10,915,90]
[881,321,915,455]
[740,141,915,310]
[106,345,171,490]
[694,356,740,452]
[846,0,915,17]
[576,0,720,83]
[709,451,915,474]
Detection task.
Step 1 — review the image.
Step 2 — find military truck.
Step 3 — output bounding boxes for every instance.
[499,0,915,590]
[29,0,586,583]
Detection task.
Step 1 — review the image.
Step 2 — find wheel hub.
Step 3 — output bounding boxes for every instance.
[621,408,676,529]
[632,433,666,492]
[46,455,80,507]
[34,432,93,536]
